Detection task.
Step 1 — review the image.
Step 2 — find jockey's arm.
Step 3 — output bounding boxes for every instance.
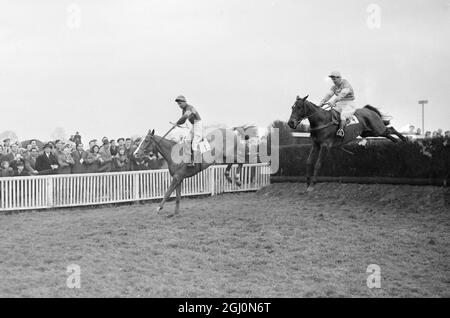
[176,110,193,125]
[319,91,334,107]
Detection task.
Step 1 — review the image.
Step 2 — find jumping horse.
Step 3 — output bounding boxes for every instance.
[134,127,253,216]
[288,95,407,192]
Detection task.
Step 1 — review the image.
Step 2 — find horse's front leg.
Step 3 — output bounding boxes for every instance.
[310,145,326,191]
[157,175,182,213]
[306,144,319,190]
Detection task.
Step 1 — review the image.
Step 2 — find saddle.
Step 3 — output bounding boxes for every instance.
[330,109,359,126]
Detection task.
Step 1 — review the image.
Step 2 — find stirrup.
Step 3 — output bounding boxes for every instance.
[336,129,345,137]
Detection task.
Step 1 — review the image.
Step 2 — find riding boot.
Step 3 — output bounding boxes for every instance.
[336,120,345,137]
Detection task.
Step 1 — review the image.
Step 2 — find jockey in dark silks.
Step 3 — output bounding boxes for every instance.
[174,95,203,167]
[318,71,356,137]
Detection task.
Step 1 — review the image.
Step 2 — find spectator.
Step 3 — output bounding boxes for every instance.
[54,140,64,157]
[416,128,422,136]
[3,139,11,153]
[432,131,439,138]
[0,145,6,163]
[98,139,113,172]
[23,148,39,175]
[117,138,125,148]
[408,125,415,135]
[8,143,24,171]
[25,143,33,153]
[113,146,129,172]
[88,139,97,150]
[110,139,118,156]
[14,161,30,177]
[425,131,432,139]
[57,145,75,174]
[30,140,39,151]
[436,129,443,137]
[445,131,450,138]
[124,138,133,156]
[0,161,14,177]
[35,143,59,175]
[85,145,101,173]
[73,132,82,145]
[124,138,139,170]
[71,143,87,174]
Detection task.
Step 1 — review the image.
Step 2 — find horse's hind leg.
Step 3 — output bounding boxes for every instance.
[225,164,233,184]
[384,133,399,143]
[157,175,182,213]
[387,127,407,142]
[175,184,181,214]
[235,163,243,187]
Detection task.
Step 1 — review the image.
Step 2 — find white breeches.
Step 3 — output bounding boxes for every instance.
[335,100,356,122]
[186,120,203,151]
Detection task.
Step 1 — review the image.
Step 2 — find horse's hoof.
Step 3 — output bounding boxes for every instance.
[306,186,315,193]
[156,206,163,213]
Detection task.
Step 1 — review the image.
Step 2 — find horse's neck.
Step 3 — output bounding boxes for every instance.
[304,101,328,127]
[153,136,176,164]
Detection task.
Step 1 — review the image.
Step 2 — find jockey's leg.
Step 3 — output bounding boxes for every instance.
[336,101,355,138]
[189,120,203,166]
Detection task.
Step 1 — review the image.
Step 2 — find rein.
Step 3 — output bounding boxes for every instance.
[296,103,337,132]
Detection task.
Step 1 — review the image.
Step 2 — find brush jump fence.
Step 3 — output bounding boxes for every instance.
[0,163,271,212]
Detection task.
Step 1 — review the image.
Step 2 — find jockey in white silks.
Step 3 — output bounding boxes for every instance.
[319,71,356,137]
[174,95,203,166]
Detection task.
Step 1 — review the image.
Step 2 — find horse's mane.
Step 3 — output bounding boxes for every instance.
[153,135,176,146]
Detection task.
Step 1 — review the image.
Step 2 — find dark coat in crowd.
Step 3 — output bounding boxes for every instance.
[85,152,101,173]
[23,153,38,174]
[0,167,14,177]
[113,154,129,172]
[98,146,113,173]
[35,152,59,175]
[57,152,75,175]
[71,150,88,174]
[14,169,30,177]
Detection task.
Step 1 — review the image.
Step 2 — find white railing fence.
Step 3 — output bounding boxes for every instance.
[0,163,270,211]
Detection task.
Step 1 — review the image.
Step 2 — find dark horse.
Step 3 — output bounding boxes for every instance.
[288,95,406,192]
[134,128,252,216]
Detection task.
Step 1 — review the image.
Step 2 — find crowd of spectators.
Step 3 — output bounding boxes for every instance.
[0,133,164,178]
[405,125,450,139]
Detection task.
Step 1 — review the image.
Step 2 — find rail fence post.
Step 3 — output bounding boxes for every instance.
[46,177,54,208]
[210,166,215,196]
[133,173,140,201]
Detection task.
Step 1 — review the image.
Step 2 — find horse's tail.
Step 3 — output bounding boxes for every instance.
[364,105,391,126]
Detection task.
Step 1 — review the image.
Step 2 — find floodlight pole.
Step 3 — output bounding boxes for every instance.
[418,100,428,133]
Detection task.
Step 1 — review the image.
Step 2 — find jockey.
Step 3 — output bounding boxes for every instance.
[318,71,356,137]
[174,95,203,166]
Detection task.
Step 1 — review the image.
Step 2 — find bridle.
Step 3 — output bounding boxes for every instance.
[293,100,332,128]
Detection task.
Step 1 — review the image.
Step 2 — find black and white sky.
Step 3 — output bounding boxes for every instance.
[1,0,449,141]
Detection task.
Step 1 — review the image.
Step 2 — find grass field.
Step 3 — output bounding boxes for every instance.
[0,182,448,297]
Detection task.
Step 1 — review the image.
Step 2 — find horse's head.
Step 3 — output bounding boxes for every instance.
[134,129,157,159]
[288,95,309,129]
